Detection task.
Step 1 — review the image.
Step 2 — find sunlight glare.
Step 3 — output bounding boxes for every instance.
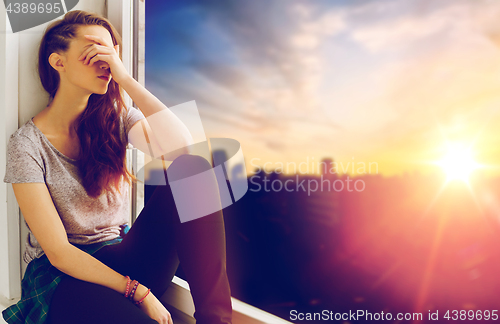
[437,143,479,183]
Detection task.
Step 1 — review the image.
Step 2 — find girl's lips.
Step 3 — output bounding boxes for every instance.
[98,76,110,81]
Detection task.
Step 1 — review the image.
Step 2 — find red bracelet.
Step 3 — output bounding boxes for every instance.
[135,288,150,305]
[129,280,139,301]
[124,276,131,298]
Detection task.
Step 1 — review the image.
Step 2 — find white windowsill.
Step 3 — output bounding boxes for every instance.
[161,276,294,324]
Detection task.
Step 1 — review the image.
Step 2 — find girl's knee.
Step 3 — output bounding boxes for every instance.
[168,154,212,182]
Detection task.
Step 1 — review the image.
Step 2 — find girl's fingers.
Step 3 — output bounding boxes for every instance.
[88,54,105,67]
[79,42,115,61]
[84,51,98,65]
[78,46,92,61]
[83,34,112,48]
[80,45,100,63]
[82,52,94,65]
[83,34,99,43]
[81,46,114,65]
[78,43,102,61]
[88,52,114,67]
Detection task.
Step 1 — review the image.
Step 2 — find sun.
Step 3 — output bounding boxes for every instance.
[437,142,480,183]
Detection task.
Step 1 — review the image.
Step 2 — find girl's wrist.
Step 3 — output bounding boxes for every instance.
[122,275,131,296]
[133,284,150,303]
[115,74,135,89]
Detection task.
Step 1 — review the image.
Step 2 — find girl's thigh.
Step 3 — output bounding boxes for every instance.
[47,275,158,324]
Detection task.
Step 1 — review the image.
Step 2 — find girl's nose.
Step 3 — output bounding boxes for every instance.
[98,61,110,69]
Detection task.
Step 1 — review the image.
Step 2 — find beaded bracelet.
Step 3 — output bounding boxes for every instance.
[135,288,151,305]
[129,280,140,301]
[124,276,132,298]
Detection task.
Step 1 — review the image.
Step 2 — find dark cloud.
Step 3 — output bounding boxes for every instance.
[188,60,252,99]
[186,0,327,93]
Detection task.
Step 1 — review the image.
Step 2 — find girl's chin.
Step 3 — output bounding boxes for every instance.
[94,87,109,95]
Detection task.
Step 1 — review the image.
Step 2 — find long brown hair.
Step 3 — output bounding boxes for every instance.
[37,10,137,198]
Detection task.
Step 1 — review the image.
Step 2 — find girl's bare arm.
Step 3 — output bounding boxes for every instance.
[12,182,146,301]
[12,182,173,323]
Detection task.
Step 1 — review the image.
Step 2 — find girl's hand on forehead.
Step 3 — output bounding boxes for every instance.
[77,34,130,83]
[77,34,115,64]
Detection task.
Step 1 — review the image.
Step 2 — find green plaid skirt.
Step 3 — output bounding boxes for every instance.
[2,225,130,324]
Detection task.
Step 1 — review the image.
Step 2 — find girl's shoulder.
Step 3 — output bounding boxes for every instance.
[3,118,47,184]
[8,119,43,152]
[9,119,40,146]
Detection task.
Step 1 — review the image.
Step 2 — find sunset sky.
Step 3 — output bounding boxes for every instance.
[145,0,500,177]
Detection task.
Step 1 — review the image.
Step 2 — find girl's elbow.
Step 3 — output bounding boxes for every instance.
[45,242,71,269]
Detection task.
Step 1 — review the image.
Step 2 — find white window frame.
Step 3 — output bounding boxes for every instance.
[107,0,145,224]
[0,4,21,301]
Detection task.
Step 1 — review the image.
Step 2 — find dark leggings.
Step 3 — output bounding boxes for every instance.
[47,154,232,324]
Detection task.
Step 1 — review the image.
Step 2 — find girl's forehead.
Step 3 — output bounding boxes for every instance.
[77,25,113,41]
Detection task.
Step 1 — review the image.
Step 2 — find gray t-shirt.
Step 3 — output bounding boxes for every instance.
[3,106,146,264]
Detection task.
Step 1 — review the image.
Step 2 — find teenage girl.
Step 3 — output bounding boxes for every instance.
[2,10,232,324]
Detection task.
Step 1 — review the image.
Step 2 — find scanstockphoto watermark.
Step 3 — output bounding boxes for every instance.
[250,174,366,195]
[250,157,379,176]
[248,157,379,195]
